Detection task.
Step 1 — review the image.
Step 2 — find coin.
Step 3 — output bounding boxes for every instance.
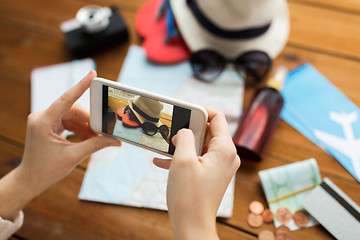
[258,229,275,240]
[275,225,291,235]
[262,208,274,223]
[249,201,265,215]
[275,225,291,240]
[276,207,292,224]
[275,232,291,240]
[247,213,263,228]
[293,210,309,227]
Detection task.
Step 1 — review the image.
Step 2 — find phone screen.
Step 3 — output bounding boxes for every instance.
[102,85,191,155]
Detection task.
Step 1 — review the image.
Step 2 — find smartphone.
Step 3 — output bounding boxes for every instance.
[90,77,208,157]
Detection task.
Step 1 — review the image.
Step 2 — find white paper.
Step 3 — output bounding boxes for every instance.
[31,58,95,113]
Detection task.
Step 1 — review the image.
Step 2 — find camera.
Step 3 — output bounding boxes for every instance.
[60,5,128,57]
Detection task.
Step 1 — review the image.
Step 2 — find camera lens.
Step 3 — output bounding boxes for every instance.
[76,5,112,33]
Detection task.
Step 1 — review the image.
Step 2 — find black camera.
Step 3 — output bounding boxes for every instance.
[60,5,128,57]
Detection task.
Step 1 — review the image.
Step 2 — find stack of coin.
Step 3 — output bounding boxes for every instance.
[247,201,299,240]
[248,201,265,228]
[247,202,312,239]
[247,201,275,239]
[247,201,277,227]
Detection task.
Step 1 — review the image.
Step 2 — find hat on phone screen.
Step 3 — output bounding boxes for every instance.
[170,0,289,58]
[129,96,164,127]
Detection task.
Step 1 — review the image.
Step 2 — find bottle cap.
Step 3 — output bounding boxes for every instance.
[266,66,287,91]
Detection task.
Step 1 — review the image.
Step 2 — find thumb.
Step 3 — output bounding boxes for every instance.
[172,129,198,163]
[69,136,121,162]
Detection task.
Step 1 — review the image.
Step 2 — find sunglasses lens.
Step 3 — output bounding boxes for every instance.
[235,51,271,84]
[190,50,226,82]
[159,125,169,139]
[142,122,157,136]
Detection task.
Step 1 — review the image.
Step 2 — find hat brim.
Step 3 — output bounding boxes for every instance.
[170,0,289,58]
[129,99,163,127]
[116,107,140,128]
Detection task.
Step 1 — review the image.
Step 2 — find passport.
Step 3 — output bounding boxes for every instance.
[281,63,360,182]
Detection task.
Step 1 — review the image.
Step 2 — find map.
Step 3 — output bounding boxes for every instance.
[79,144,235,217]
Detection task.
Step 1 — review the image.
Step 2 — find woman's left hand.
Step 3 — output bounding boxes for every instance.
[0,70,121,221]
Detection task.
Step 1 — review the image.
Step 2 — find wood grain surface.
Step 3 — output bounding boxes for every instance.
[0,0,359,239]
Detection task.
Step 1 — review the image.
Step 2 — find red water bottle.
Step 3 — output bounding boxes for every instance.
[233,67,287,161]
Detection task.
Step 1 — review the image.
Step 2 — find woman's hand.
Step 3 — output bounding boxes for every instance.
[0,70,121,221]
[154,108,240,240]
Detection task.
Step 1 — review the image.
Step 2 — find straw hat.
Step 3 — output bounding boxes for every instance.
[170,0,289,58]
[129,96,164,127]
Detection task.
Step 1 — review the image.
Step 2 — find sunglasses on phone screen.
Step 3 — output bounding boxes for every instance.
[141,122,169,139]
[190,50,272,84]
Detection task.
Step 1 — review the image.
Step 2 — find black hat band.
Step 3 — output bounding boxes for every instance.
[186,0,271,39]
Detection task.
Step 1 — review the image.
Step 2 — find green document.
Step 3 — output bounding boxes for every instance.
[259,158,321,230]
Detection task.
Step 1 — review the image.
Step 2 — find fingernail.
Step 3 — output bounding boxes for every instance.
[110,139,121,147]
[88,69,96,76]
[171,134,177,145]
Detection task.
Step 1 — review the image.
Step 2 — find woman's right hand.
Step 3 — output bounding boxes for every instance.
[154,108,240,240]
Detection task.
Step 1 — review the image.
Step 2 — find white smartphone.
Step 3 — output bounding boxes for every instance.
[90,77,208,157]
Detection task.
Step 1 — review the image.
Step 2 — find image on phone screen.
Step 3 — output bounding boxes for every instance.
[102,85,191,155]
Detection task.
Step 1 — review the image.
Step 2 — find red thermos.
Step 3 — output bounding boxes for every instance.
[233,67,287,161]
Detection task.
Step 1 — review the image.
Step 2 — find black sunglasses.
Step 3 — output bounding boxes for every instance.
[190,50,272,84]
[141,122,170,140]
[122,106,170,140]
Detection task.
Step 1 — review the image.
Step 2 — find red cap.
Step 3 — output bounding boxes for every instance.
[116,108,140,128]
[135,0,191,63]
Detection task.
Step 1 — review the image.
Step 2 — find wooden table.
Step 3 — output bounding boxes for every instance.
[1,0,359,239]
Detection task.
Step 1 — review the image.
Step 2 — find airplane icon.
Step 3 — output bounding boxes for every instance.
[314,112,360,181]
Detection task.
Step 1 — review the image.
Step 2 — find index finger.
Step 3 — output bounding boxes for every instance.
[203,106,232,139]
[46,70,96,119]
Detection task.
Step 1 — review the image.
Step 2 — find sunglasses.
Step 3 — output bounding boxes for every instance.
[190,50,272,84]
[123,106,170,140]
[141,122,170,140]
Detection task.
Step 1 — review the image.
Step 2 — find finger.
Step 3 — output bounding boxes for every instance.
[201,107,236,162]
[172,129,198,162]
[46,70,96,120]
[69,135,121,162]
[203,122,211,147]
[203,106,219,123]
[63,104,90,123]
[153,158,171,169]
[62,105,96,139]
[203,106,231,139]
[63,118,96,140]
